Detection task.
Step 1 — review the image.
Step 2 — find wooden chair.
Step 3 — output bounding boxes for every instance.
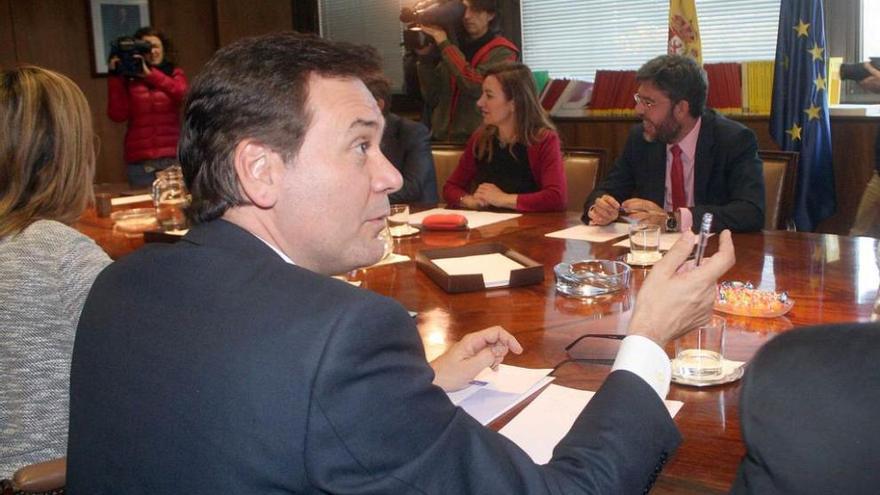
[758,150,799,230]
[1,457,66,494]
[563,148,608,212]
[430,143,465,197]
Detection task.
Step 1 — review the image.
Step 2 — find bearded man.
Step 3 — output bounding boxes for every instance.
[583,55,764,233]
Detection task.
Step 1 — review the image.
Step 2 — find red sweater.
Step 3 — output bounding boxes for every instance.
[443,129,567,212]
[107,67,188,163]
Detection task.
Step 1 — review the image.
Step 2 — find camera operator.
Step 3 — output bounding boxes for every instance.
[107,26,188,187]
[416,0,518,142]
[850,61,880,238]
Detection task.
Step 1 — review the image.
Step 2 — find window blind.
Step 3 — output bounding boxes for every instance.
[319,0,405,90]
[521,0,781,80]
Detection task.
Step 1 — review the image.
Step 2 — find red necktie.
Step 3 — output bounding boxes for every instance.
[670,144,686,211]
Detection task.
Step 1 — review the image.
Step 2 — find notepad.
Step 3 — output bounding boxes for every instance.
[447,364,555,425]
[432,253,524,288]
[500,384,684,464]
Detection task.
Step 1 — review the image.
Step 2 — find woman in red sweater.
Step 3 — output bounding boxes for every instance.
[107,27,188,187]
[442,61,566,212]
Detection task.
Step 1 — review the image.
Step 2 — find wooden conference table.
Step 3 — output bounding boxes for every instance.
[75,205,880,494]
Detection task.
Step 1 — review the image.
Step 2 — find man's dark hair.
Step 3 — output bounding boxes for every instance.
[179,32,381,223]
[466,0,502,34]
[636,54,707,118]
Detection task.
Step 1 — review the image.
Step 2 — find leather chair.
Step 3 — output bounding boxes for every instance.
[758,150,798,230]
[1,457,65,494]
[430,143,465,199]
[563,148,607,212]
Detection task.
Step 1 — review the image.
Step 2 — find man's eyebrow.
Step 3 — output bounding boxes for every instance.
[348,118,381,131]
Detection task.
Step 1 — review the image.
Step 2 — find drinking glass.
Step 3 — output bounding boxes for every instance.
[674,315,726,379]
[388,204,410,237]
[629,222,661,264]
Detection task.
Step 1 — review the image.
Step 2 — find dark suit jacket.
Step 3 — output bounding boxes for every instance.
[382,113,439,204]
[67,219,679,494]
[583,110,765,232]
[730,322,880,494]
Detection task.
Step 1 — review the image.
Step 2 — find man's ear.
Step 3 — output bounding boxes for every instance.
[674,99,691,120]
[232,139,283,209]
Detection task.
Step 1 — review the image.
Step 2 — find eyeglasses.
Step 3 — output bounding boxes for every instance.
[633,93,664,109]
[551,334,626,373]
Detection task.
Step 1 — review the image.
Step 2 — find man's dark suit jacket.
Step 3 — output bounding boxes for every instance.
[583,110,765,232]
[730,322,880,494]
[67,219,680,494]
[382,113,439,204]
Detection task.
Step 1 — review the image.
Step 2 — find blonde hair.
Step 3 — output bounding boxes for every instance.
[474,61,556,162]
[0,65,95,238]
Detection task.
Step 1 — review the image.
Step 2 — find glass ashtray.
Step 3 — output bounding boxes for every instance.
[554,260,632,298]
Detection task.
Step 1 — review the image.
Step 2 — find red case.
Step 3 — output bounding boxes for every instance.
[421,214,468,231]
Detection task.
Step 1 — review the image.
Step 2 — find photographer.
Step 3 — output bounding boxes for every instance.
[107,27,188,187]
[416,0,518,142]
[850,61,880,238]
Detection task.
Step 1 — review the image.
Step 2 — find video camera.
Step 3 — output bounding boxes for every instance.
[109,36,152,77]
[400,0,465,51]
[839,58,880,82]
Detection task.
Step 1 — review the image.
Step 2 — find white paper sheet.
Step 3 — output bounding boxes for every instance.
[500,384,684,464]
[544,223,630,243]
[613,232,710,251]
[409,208,521,229]
[110,194,153,206]
[432,253,524,288]
[368,253,410,268]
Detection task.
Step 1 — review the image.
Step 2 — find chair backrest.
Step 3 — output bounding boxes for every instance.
[431,143,466,196]
[758,150,798,230]
[563,148,607,212]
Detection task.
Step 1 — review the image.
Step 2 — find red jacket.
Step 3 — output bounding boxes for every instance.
[107,66,188,163]
[443,128,567,212]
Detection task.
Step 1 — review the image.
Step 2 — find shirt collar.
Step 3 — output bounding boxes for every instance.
[251,233,296,265]
[668,116,702,160]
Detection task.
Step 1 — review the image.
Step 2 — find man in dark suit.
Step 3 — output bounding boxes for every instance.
[363,69,439,204]
[731,322,880,494]
[67,32,734,494]
[584,55,764,233]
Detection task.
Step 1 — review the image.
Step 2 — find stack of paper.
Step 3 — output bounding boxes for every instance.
[447,364,554,425]
[432,253,524,288]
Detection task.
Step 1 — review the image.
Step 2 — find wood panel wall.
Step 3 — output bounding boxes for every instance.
[554,115,880,235]
[0,0,300,184]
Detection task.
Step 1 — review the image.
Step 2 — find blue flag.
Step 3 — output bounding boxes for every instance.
[770,0,835,231]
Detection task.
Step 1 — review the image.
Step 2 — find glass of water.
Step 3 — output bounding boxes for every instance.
[674,315,726,380]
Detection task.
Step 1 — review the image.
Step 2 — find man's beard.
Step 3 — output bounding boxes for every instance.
[642,111,681,144]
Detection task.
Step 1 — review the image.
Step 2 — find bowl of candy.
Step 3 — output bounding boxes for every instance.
[554,260,631,298]
[714,281,794,318]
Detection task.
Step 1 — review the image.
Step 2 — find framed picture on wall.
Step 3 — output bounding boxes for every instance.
[88,0,151,76]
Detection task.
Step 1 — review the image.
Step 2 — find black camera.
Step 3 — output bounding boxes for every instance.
[839,58,880,82]
[400,0,465,51]
[109,36,152,77]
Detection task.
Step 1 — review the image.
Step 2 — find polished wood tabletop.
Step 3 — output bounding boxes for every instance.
[75,206,880,494]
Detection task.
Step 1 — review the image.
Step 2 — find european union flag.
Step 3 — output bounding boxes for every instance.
[770,0,835,231]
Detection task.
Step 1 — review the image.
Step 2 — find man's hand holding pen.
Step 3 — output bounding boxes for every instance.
[588,194,666,226]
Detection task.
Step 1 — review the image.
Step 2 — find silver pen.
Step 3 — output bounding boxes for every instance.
[694,213,713,266]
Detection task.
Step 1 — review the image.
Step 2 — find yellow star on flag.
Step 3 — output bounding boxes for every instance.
[804,104,821,120]
[794,19,810,37]
[814,74,826,91]
[808,42,824,62]
[786,123,802,141]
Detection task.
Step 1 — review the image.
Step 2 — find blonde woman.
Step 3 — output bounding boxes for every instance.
[0,66,111,476]
[443,61,566,212]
